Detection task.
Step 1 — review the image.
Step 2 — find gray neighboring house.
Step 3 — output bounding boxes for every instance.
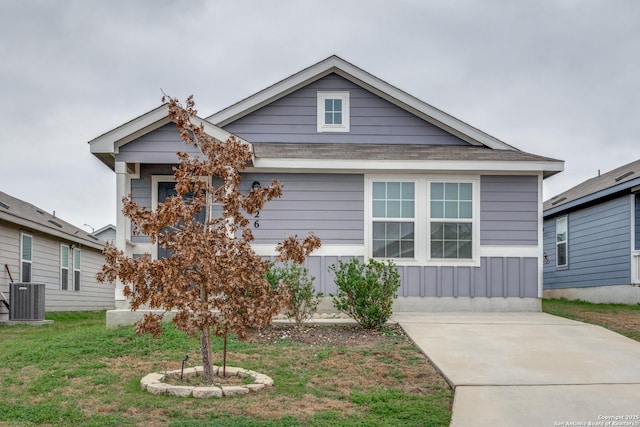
[0,191,114,320]
[89,55,563,322]
[93,224,116,245]
[543,159,640,304]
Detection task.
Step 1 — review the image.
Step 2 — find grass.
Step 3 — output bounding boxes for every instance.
[542,298,640,342]
[0,312,452,426]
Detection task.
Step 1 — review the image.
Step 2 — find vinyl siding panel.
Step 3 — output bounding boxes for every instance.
[116,124,199,164]
[0,221,114,312]
[543,196,631,289]
[480,175,539,245]
[130,169,364,245]
[636,194,640,250]
[223,74,471,145]
[0,222,19,316]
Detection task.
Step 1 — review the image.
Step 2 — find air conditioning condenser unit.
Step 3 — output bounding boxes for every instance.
[9,283,45,321]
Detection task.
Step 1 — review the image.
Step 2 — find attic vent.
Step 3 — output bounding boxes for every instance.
[614,171,634,182]
[48,219,63,228]
[551,197,567,206]
[0,201,9,209]
[88,235,99,241]
[36,209,45,215]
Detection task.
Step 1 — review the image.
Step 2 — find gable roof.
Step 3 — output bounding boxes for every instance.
[544,159,640,216]
[88,104,243,171]
[0,191,105,250]
[88,55,563,178]
[208,55,518,151]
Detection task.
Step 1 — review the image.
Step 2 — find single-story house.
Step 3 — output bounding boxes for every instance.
[89,55,563,322]
[543,159,640,304]
[0,191,114,321]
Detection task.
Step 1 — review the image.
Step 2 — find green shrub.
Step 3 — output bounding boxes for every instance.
[266,262,323,324]
[329,258,400,330]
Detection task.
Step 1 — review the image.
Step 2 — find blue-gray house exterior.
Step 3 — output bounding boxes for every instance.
[89,56,563,322]
[543,159,640,304]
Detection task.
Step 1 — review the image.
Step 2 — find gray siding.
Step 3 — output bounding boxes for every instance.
[116,124,199,164]
[480,175,539,245]
[300,255,537,297]
[223,74,470,145]
[130,169,364,245]
[543,196,631,289]
[636,194,640,251]
[0,221,114,312]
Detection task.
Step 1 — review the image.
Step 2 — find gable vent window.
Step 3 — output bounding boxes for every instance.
[317,91,350,132]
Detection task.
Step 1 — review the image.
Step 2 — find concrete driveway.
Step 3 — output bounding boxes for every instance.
[394,312,640,426]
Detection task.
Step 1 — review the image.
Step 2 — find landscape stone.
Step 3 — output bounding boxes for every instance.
[192,387,223,398]
[221,385,250,396]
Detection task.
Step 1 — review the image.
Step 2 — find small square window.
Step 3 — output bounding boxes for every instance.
[317,92,349,132]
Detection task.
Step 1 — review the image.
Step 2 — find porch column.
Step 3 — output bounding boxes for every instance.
[114,161,128,309]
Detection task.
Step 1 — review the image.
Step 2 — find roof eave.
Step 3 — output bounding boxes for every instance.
[0,212,105,251]
[250,157,564,175]
[544,176,640,217]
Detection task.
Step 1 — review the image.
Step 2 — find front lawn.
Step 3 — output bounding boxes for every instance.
[542,298,640,342]
[0,312,451,426]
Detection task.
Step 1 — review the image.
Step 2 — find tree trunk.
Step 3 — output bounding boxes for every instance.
[200,326,215,384]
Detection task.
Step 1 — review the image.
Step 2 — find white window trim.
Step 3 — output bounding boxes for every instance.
[426,178,480,266]
[556,216,568,268]
[317,91,350,132]
[20,232,32,283]
[364,174,480,267]
[60,243,70,291]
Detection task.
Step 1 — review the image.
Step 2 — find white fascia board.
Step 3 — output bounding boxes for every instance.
[251,158,565,175]
[89,105,171,154]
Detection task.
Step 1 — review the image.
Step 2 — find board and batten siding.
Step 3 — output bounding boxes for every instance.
[480,175,539,245]
[543,196,632,289]
[287,255,538,298]
[223,73,471,146]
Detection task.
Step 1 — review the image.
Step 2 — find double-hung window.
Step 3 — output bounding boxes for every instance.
[61,244,69,290]
[429,182,473,259]
[371,181,415,258]
[21,233,32,282]
[73,248,81,291]
[556,216,568,268]
[367,176,479,265]
[317,91,350,132]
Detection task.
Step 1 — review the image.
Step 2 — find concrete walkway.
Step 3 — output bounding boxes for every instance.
[393,312,640,426]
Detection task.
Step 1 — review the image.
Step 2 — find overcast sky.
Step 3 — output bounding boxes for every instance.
[1,0,638,232]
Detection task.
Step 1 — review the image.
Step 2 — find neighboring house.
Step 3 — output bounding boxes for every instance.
[0,191,114,320]
[543,160,640,304]
[89,55,563,321]
[93,224,116,245]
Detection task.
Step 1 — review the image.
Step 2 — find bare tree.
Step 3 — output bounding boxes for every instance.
[97,95,321,383]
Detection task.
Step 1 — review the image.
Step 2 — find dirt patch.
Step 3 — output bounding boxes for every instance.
[246,323,408,347]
